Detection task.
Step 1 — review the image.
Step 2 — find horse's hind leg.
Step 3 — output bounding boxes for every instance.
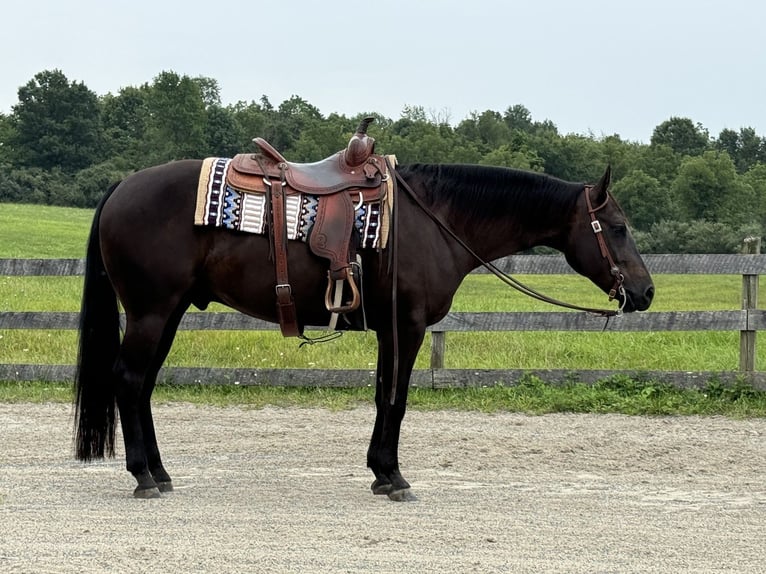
[139,380,172,493]
[114,311,179,498]
[139,301,189,493]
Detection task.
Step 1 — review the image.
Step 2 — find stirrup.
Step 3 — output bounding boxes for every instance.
[324,268,360,314]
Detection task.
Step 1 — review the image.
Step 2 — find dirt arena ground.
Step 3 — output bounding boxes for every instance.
[1,402,764,573]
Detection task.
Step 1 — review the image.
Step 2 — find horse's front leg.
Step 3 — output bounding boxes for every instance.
[367,324,424,501]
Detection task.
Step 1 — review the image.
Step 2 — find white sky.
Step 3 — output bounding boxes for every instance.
[1,0,763,143]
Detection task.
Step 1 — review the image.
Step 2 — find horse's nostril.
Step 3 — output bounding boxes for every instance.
[645,285,655,301]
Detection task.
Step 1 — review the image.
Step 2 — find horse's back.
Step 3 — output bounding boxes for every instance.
[102,160,203,231]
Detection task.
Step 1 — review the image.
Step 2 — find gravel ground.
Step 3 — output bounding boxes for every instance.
[1,402,765,573]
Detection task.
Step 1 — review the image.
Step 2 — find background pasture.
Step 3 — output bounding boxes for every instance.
[2,204,766,416]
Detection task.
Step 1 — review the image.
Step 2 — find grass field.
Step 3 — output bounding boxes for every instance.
[2,202,766,414]
[0,203,93,258]
[0,267,755,371]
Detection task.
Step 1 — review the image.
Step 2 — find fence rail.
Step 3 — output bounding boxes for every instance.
[2,253,765,389]
[4,254,766,276]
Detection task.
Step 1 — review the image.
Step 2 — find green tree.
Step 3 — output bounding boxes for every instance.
[230,99,271,151]
[455,110,511,153]
[0,113,13,164]
[10,69,103,172]
[479,144,544,171]
[634,220,761,254]
[537,134,605,182]
[374,114,481,164]
[271,95,324,154]
[599,135,643,181]
[194,76,222,108]
[205,105,245,158]
[144,71,208,162]
[714,127,766,173]
[743,164,766,228]
[73,160,130,207]
[611,169,676,230]
[650,117,709,157]
[0,166,76,205]
[290,113,355,161]
[635,143,682,185]
[671,151,755,225]
[503,104,534,133]
[101,86,151,168]
[378,117,459,164]
[475,110,511,149]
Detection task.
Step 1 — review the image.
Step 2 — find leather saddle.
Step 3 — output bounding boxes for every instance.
[226,117,390,337]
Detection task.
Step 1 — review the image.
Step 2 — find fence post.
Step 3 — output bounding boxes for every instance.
[739,236,760,373]
[430,331,446,369]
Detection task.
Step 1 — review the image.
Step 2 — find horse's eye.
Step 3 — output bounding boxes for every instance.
[612,225,627,237]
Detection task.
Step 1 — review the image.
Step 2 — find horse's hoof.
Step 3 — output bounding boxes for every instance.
[156,481,174,493]
[388,488,418,502]
[371,479,392,495]
[133,486,162,499]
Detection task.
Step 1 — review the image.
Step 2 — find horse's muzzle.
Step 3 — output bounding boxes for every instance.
[621,284,654,313]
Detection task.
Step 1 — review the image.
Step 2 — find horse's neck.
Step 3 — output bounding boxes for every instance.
[417,167,574,262]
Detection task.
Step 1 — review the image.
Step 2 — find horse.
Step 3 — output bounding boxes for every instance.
[74,159,654,500]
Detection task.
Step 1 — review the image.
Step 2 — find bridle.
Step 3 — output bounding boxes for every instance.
[386,172,625,405]
[394,172,627,317]
[584,184,627,312]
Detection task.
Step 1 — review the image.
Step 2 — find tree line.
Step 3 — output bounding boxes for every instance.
[2,69,766,253]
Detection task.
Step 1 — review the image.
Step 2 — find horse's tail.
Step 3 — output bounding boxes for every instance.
[74,182,121,461]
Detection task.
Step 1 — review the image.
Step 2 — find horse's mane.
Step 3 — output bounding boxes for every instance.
[397,164,582,223]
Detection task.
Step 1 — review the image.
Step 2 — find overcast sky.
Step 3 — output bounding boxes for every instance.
[1,0,763,143]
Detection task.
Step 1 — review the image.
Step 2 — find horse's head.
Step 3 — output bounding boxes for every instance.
[563,166,654,313]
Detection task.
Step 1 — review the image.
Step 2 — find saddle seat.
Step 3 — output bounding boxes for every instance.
[225,117,391,337]
[228,117,383,197]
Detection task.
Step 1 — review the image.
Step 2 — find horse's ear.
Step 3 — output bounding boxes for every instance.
[597,165,611,190]
[591,165,611,204]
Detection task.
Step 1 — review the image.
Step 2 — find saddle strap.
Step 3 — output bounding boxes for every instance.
[270,176,301,337]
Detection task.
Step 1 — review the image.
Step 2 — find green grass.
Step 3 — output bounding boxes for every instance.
[2,202,765,414]
[2,377,765,417]
[0,273,743,312]
[0,203,92,258]
[0,274,758,371]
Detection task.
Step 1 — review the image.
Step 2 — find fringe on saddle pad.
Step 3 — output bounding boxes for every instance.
[193,156,394,250]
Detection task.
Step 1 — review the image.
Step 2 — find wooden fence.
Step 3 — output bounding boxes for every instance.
[2,249,766,389]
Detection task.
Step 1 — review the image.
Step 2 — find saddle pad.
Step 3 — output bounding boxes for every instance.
[194,157,392,249]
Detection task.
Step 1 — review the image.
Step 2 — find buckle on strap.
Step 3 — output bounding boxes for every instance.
[591,220,602,233]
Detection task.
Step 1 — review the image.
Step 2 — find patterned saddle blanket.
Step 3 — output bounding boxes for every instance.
[194,156,392,250]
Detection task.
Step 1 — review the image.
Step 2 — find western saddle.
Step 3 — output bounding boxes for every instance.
[226,117,391,337]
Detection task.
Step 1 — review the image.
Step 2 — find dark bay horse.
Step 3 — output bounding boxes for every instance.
[74,161,654,500]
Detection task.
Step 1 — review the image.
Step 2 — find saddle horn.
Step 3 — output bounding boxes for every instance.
[355,116,375,135]
[345,116,376,168]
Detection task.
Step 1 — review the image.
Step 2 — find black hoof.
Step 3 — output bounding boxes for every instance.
[133,485,162,499]
[371,479,392,495]
[156,481,174,493]
[388,488,418,502]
